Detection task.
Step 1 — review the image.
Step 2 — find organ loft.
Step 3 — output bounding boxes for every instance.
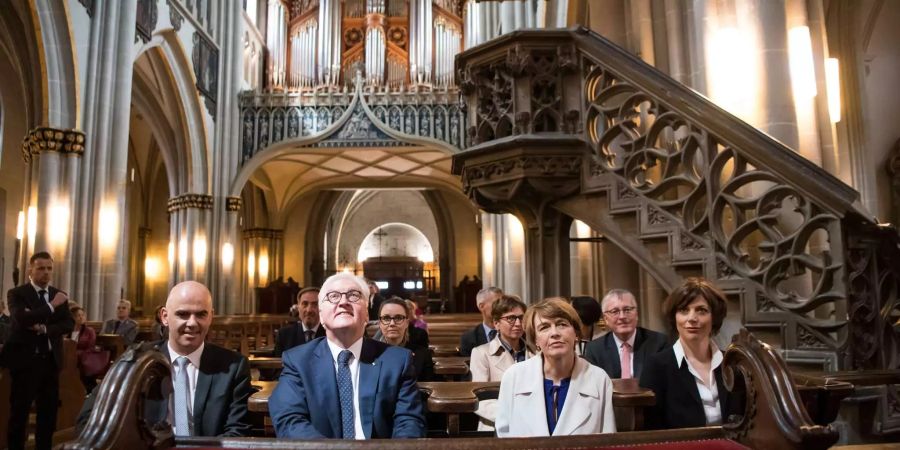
[0,0,898,449]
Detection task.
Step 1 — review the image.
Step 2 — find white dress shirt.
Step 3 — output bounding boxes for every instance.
[29,280,54,312]
[168,342,205,435]
[612,331,637,376]
[673,339,723,425]
[326,337,365,440]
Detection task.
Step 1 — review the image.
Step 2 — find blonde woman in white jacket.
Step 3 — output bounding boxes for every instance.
[495,298,616,437]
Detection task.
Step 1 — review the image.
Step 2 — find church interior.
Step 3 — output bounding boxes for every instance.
[0,0,898,448]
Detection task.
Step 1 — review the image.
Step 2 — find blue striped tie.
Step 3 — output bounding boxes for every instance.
[337,350,355,439]
[173,356,192,436]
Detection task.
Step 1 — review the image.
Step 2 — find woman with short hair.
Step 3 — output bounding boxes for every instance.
[495,298,616,437]
[376,298,434,381]
[470,295,533,430]
[639,277,740,429]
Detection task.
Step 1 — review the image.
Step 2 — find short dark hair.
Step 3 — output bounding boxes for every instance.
[570,295,602,326]
[490,295,527,323]
[297,286,320,301]
[70,305,84,314]
[378,297,411,317]
[662,277,728,335]
[30,251,52,264]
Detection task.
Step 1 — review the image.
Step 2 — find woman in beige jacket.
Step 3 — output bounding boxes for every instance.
[470,295,533,430]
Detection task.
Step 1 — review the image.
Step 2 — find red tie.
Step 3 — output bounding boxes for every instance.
[621,342,632,379]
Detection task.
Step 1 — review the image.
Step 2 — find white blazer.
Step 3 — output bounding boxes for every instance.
[495,354,616,437]
[470,337,534,430]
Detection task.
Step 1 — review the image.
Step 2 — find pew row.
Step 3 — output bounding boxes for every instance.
[64,329,845,449]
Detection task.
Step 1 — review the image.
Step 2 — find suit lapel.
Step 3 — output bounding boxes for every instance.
[358,340,381,438]
[553,359,594,435]
[513,358,550,436]
[714,367,729,418]
[632,328,646,378]
[193,347,215,434]
[313,340,341,437]
[677,359,703,409]
[603,334,621,378]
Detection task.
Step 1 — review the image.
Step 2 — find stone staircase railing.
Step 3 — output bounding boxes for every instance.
[452,26,899,399]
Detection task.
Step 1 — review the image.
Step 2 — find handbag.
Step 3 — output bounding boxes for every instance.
[79,348,111,378]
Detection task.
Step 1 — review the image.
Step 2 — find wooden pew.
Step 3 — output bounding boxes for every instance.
[65,329,848,449]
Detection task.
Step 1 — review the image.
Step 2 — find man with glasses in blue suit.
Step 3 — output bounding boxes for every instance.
[269,272,426,439]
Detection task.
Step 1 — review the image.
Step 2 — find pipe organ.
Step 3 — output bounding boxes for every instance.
[265,0,466,92]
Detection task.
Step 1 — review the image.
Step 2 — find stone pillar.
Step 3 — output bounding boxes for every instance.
[20,127,86,290]
[210,0,244,314]
[167,194,214,286]
[70,0,138,320]
[242,228,284,313]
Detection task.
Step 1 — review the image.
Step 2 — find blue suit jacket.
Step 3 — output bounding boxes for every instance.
[269,337,426,439]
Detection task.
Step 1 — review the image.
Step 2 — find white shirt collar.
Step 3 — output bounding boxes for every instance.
[673,338,723,369]
[168,341,205,368]
[30,279,49,294]
[326,336,364,363]
[301,323,320,333]
[612,330,637,349]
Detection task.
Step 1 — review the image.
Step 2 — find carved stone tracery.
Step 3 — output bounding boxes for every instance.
[453,28,889,369]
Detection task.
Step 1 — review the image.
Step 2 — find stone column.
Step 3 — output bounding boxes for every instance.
[167,194,214,286]
[210,0,244,314]
[242,228,284,313]
[20,127,86,291]
[70,0,138,320]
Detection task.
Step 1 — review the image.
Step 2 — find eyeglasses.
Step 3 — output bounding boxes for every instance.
[498,314,524,325]
[379,315,407,325]
[603,306,637,317]
[323,290,364,304]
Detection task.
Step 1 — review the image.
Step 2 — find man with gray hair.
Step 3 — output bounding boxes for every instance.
[583,288,667,379]
[101,299,139,345]
[458,286,503,357]
[269,272,426,439]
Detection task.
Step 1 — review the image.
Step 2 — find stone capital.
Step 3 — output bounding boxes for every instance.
[22,126,86,162]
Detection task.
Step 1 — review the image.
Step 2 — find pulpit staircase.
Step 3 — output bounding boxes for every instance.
[450,27,900,441]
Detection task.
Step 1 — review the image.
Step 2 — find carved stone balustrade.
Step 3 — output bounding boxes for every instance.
[453,27,900,396]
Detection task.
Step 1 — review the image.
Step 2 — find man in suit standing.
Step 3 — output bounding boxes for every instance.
[269,272,426,439]
[274,287,324,356]
[458,287,503,357]
[101,299,139,345]
[77,280,252,436]
[1,252,73,450]
[583,289,667,379]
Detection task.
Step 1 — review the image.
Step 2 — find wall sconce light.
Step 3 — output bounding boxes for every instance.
[193,236,207,267]
[27,206,37,243]
[222,242,234,269]
[178,238,188,267]
[825,58,841,123]
[98,203,119,252]
[16,211,25,240]
[145,256,162,280]
[258,252,270,285]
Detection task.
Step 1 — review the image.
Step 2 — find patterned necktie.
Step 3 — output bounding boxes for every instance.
[621,342,633,379]
[337,350,355,439]
[488,329,497,342]
[173,356,192,436]
[38,289,47,305]
[305,329,315,342]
